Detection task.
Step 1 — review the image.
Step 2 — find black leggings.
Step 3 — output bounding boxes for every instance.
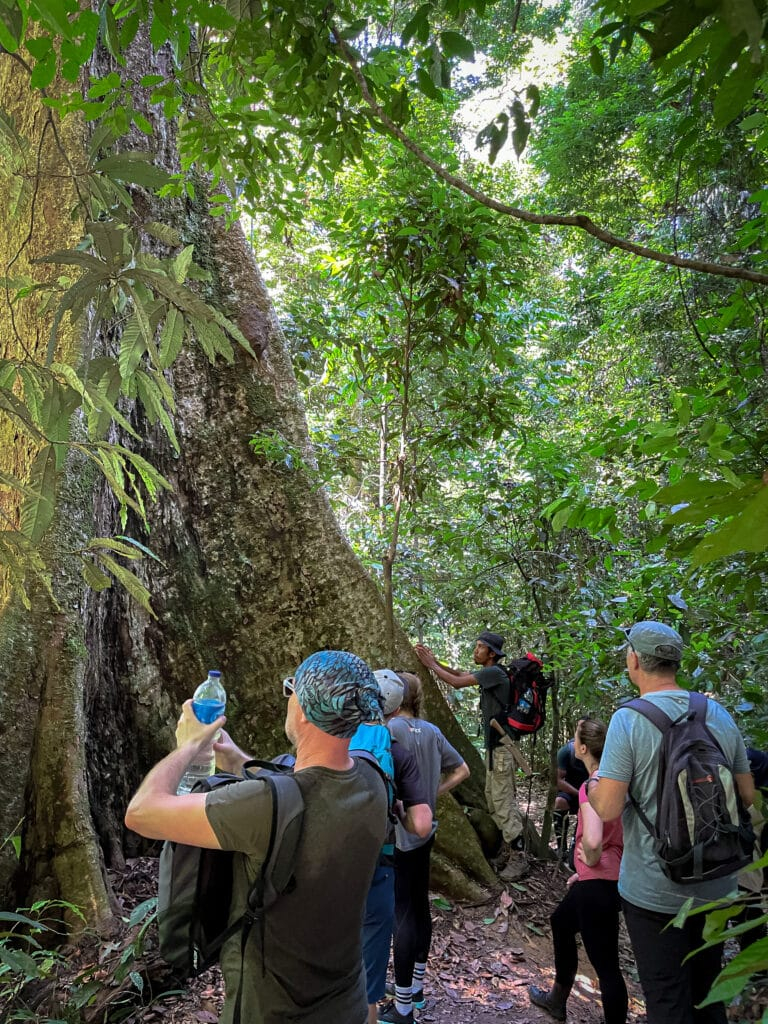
[550,878,627,1024]
[393,837,435,987]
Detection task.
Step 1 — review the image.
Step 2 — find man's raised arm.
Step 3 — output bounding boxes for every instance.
[414,644,476,689]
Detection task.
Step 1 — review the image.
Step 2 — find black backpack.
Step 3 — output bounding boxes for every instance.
[501,653,550,737]
[624,691,755,885]
[157,760,304,985]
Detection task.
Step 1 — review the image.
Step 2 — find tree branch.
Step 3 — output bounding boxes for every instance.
[330,28,768,288]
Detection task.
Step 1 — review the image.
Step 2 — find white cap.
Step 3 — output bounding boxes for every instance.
[373,669,405,716]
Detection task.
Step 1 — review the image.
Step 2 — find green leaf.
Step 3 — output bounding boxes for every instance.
[118,312,147,380]
[589,44,605,76]
[19,446,56,544]
[0,911,48,928]
[713,53,758,129]
[415,67,442,101]
[32,248,110,274]
[93,152,171,190]
[0,0,25,52]
[83,382,141,440]
[158,306,184,367]
[690,484,768,565]
[128,897,157,927]
[430,896,452,910]
[0,944,43,977]
[440,31,474,62]
[95,553,156,617]
[81,559,113,591]
[402,3,431,45]
[172,244,195,283]
[654,474,735,504]
[88,72,122,99]
[698,937,768,1006]
[30,49,57,90]
[526,83,541,117]
[87,537,143,560]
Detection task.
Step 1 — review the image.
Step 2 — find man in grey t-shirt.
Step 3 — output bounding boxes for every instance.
[126,651,388,1024]
[588,621,754,1024]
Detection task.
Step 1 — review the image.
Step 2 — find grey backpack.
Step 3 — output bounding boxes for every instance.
[157,761,304,981]
[625,691,754,885]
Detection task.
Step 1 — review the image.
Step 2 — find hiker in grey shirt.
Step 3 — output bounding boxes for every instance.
[589,622,754,1024]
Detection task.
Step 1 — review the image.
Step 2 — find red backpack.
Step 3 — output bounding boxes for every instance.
[502,653,549,737]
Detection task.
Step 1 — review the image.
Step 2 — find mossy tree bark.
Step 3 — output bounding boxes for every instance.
[0,32,493,928]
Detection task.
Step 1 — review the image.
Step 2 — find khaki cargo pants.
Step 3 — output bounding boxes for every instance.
[485,744,524,843]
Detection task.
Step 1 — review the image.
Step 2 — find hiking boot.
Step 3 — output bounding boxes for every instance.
[490,840,511,869]
[499,851,528,881]
[528,983,567,1021]
[377,999,414,1023]
[384,985,425,1009]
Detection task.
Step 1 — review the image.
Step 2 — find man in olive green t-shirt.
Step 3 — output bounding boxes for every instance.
[126,651,388,1024]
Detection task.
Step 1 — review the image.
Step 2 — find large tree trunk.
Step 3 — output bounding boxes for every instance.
[0,33,491,927]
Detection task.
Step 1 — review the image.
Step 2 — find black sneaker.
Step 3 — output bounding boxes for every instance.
[378,1000,414,1023]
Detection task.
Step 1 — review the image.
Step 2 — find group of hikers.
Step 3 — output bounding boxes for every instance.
[124,620,766,1024]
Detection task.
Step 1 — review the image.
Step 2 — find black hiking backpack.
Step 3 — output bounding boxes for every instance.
[157,760,304,981]
[624,691,755,885]
[501,653,550,738]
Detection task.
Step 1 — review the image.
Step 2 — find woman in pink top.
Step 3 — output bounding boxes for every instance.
[529,717,627,1023]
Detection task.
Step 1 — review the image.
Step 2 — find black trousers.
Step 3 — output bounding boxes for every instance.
[622,897,726,1024]
[393,837,435,987]
[550,877,627,1024]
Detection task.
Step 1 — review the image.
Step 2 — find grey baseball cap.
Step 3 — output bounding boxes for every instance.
[373,669,405,715]
[624,621,683,660]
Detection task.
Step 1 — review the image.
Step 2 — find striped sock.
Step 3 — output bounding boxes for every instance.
[412,962,426,994]
[395,985,412,1016]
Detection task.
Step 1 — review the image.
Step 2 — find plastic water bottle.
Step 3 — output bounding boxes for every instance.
[517,688,533,714]
[177,670,226,795]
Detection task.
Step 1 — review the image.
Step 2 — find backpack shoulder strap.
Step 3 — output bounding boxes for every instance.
[689,691,708,720]
[243,757,295,776]
[231,771,304,1024]
[352,751,397,808]
[621,696,674,734]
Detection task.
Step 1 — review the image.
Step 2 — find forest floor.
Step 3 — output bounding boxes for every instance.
[23,777,766,1024]
[107,852,766,1024]
[110,852,641,1024]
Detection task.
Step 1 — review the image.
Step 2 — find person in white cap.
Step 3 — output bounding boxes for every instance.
[588,622,754,1024]
[378,671,469,1024]
[352,669,432,1024]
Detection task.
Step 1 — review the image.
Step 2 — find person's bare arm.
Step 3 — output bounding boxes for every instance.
[577,797,604,866]
[736,771,756,808]
[125,701,224,848]
[402,802,433,839]
[437,761,469,797]
[414,645,476,688]
[587,776,628,821]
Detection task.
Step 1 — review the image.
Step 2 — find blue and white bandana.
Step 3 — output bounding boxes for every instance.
[293,650,383,738]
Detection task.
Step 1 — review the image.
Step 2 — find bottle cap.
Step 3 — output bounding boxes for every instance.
[208,670,222,677]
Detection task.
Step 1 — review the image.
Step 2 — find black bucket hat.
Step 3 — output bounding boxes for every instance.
[476,630,505,657]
